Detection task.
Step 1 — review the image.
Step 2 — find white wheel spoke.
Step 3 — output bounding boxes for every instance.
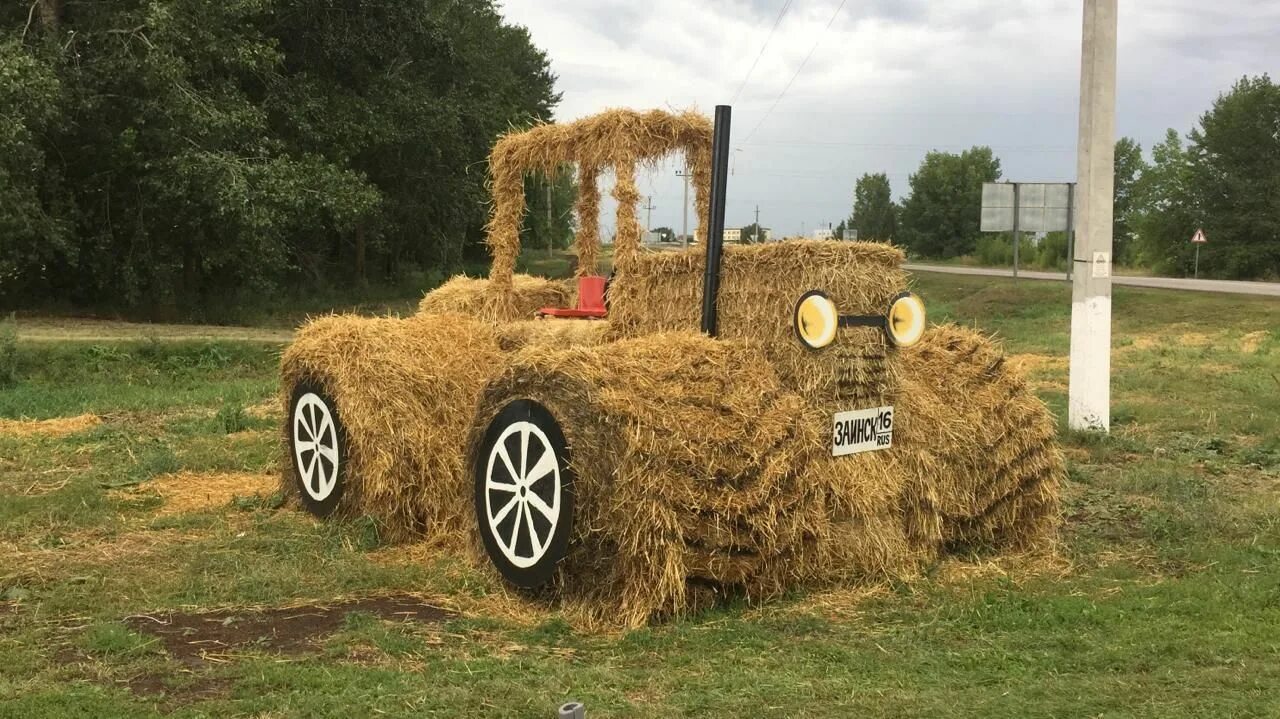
[295,439,317,454]
[507,502,523,552]
[305,447,319,484]
[524,451,556,485]
[318,444,338,465]
[318,412,333,445]
[491,493,519,525]
[497,442,519,485]
[519,426,530,479]
[486,477,517,493]
[526,490,556,523]
[524,498,542,555]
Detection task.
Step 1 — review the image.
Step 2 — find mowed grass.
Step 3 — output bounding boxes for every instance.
[1,269,1278,718]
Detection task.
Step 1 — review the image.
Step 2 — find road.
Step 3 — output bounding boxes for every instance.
[904,263,1280,297]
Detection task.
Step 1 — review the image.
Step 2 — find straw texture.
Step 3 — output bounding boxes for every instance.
[280,313,504,541]
[418,274,570,323]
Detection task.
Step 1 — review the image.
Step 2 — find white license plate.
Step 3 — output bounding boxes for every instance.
[832,406,894,456]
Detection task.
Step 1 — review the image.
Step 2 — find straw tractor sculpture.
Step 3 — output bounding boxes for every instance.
[280,108,1064,627]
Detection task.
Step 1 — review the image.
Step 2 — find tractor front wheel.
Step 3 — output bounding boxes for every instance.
[473,400,575,589]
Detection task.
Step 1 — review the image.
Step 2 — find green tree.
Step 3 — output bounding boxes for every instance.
[897,147,1001,258]
[0,0,559,315]
[1133,129,1197,274]
[0,40,67,301]
[1113,137,1147,264]
[852,172,897,242]
[521,166,578,253]
[1185,74,1280,279]
[649,226,676,243]
[739,222,766,243]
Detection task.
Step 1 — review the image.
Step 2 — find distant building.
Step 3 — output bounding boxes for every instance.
[813,228,834,241]
[723,228,742,244]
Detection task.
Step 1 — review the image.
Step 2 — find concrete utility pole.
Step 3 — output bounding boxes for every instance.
[676,167,691,248]
[642,196,656,234]
[546,178,554,258]
[1012,183,1021,281]
[754,205,760,242]
[1068,0,1117,432]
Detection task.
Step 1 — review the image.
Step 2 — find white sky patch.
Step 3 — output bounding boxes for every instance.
[498,0,1278,237]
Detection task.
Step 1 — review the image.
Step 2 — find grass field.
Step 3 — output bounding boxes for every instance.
[1,261,1278,718]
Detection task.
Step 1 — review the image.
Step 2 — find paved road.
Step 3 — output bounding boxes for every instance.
[905,263,1280,297]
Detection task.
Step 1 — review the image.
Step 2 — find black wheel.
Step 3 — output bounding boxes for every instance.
[473,400,575,588]
[287,380,348,518]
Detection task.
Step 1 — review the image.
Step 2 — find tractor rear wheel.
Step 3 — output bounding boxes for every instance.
[287,381,349,517]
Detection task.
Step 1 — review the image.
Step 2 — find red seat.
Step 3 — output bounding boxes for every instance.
[539,275,608,319]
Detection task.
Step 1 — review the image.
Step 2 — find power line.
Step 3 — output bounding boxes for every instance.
[729,0,795,105]
[742,0,849,144]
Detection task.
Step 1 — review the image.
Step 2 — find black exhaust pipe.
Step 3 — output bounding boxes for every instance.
[701,105,732,337]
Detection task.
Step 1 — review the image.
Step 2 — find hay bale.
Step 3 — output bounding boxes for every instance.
[486,109,713,297]
[609,240,908,403]
[280,313,504,541]
[470,331,919,628]
[893,325,1064,550]
[418,274,570,323]
[493,319,611,352]
[575,165,602,276]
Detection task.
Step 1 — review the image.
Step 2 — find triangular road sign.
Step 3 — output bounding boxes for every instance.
[1191,228,1207,244]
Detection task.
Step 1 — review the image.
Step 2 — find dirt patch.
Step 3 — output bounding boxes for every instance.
[118,471,276,515]
[0,414,102,438]
[1240,330,1270,354]
[124,673,234,705]
[125,595,454,666]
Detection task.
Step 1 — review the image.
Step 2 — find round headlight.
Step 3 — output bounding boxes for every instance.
[794,290,839,350]
[886,292,926,347]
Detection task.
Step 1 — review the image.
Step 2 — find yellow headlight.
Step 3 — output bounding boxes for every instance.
[794,291,839,350]
[886,293,926,347]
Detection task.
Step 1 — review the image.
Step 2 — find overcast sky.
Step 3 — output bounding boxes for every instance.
[496,0,1278,237]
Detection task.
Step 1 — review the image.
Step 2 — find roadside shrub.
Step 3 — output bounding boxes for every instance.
[976,235,1014,265]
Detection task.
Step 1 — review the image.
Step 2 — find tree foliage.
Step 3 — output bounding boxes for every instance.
[0,0,560,315]
[1113,136,1147,263]
[851,172,896,242]
[1185,74,1280,279]
[521,167,578,253]
[897,147,1001,258]
[1134,75,1280,279]
[738,223,766,243]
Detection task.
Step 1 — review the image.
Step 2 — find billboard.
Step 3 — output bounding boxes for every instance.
[981,182,1075,233]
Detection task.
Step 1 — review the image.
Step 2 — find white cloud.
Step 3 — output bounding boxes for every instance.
[498,0,1279,236]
